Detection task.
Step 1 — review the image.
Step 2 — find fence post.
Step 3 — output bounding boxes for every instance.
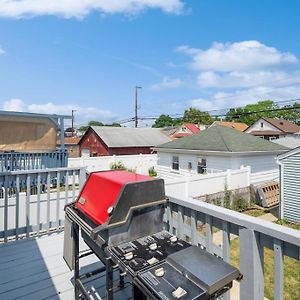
[247,165,251,186]
[226,169,231,190]
[239,228,264,300]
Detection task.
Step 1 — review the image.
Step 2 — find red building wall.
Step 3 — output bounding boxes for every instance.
[79,128,153,156]
[79,130,110,156]
[108,147,152,155]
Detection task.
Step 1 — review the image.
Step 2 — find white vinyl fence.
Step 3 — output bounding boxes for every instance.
[68,154,158,175]
[165,167,250,198]
[250,169,279,185]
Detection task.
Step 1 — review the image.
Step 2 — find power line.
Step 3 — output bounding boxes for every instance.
[115,97,300,124]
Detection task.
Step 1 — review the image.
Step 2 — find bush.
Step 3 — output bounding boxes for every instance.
[232,197,249,212]
[148,166,157,177]
[127,167,136,173]
[110,161,126,170]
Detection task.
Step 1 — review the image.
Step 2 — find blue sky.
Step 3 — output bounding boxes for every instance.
[0,0,300,127]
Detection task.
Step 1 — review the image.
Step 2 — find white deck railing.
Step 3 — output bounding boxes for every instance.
[0,166,86,242]
[165,196,300,300]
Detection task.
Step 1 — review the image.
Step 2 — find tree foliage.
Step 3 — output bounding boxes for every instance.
[182,108,213,125]
[152,114,182,128]
[225,100,300,126]
[78,120,121,132]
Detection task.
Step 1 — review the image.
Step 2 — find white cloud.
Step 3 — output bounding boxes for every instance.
[197,71,300,89]
[3,98,25,111]
[0,0,184,19]
[0,46,5,55]
[151,77,182,90]
[189,85,300,112]
[2,98,116,123]
[177,41,297,72]
[176,40,300,111]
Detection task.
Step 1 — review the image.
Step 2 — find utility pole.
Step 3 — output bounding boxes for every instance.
[71,110,77,136]
[134,86,142,128]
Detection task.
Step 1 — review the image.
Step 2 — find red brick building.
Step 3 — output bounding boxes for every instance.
[78,126,171,157]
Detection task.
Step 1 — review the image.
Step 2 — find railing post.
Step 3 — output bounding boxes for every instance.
[239,228,264,300]
[274,239,284,300]
[79,168,87,189]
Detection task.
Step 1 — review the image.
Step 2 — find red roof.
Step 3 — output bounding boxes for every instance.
[173,133,191,138]
[184,123,200,133]
[57,137,81,145]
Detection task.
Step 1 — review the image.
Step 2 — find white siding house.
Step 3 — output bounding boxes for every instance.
[155,125,288,177]
[277,147,300,223]
[245,117,300,140]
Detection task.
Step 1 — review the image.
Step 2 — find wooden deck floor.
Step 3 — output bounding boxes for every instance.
[0,232,132,300]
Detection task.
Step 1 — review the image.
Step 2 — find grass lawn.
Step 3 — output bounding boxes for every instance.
[243,208,267,218]
[230,238,300,300]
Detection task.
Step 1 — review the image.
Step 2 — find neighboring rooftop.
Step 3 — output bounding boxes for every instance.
[57,137,81,145]
[211,121,249,132]
[262,117,300,133]
[272,136,300,149]
[156,125,288,152]
[87,126,171,147]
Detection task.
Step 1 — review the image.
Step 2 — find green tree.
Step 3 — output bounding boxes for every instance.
[152,114,182,128]
[88,120,104,126]
[106,122,121,127]
[182,108,213,125]
[225,100,300,126]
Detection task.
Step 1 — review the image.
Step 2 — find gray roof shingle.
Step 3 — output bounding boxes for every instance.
[156,125,288,152]
[91,126,171,148]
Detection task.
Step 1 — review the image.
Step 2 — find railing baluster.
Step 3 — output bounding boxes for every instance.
[56,171,60,228]
[72,169,76,201]
[15,175,20,240]
[37,172,41,233]
[274,239,284,300]
[177,205,184,239]
[26,174,31,238]
[46,172,51,231]
[240,229,264,300]
[191,209,197,245]
[205,215,212,253]
[65,170,69,206]
[222,221,231,300]
[4,175,8,243]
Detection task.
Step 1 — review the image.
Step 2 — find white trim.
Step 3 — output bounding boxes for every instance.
[154,147,287,156]
[277,146,300,160]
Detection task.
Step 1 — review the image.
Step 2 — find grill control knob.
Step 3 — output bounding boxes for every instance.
[147,257,159,265]
[149,243,158,251]
[154,267,165,277]
[124,252,133,260]
[170,236,178,243]
[172,287,187,298]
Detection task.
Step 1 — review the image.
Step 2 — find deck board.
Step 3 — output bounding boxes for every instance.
[0,232,132,300]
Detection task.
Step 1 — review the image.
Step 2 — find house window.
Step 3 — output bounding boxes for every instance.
[182,127,186,132]
[260,122,264,128]
[197,158,207,174]
[172,156,179,170]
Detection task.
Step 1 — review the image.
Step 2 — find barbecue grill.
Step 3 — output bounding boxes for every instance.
[63,170,241,300]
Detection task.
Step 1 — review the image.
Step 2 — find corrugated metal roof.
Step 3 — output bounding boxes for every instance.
[156,125,289,152]
[91,126,171,148]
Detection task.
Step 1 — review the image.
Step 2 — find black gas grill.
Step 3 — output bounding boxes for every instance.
[63,170,241,300]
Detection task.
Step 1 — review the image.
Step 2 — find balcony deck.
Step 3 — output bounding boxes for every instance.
[0,232,132,300]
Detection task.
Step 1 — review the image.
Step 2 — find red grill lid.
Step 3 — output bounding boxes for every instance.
[75,170,154,225]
